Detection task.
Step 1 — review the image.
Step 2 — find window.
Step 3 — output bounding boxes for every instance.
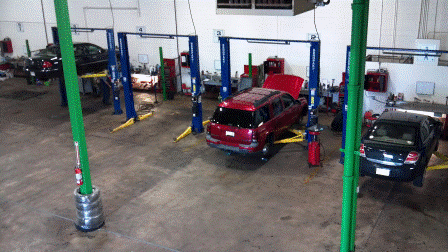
[281,94,294,109]
[420,120,430,144]
[368,122,417,146]
[85,44,102,55]
[272,98,283,117]
[254,105,271,127]
[211,107,255,128]
[74,45,85,56]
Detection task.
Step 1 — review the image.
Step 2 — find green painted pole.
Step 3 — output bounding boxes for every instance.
[349,2,370,250]
[25,40,36,85]
[54,0,92,195]
[340,0,370,251]
[159,47,167,101]
[248,53,252,78]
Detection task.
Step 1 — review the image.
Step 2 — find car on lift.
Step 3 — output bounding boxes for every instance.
[359,111,442,187]
[24,42,112,81]
[206,74,308,158]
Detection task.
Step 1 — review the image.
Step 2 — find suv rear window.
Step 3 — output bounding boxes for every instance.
[367,122,417,146]
[211,107,255,128]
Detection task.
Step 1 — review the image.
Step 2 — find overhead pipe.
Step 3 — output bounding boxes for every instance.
[340,0,370,251]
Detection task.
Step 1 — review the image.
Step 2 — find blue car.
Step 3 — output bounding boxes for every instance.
[360,111,442,187]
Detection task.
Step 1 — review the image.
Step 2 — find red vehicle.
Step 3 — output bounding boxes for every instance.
[206,74,307,157]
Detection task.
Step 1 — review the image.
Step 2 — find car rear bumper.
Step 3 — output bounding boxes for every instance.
[206,134,260,154]
[25,68,60,80]
[360,158,421,181]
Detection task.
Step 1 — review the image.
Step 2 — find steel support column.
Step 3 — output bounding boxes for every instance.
[306,40,321,142]
[219,36,231,100]
[189,35,203,133]
[340,1,370,251]
[340,46,351,163]
[118,32,137,120]
[54,0,93,195]
[106,29,122,115]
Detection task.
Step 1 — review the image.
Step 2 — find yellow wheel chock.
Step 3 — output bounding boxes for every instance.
[274,129,305,144]
[173,120,210,143]
[110,112,154,133]
[427,151,448,171]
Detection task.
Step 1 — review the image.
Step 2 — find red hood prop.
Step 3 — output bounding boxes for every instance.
[262,74,304,100]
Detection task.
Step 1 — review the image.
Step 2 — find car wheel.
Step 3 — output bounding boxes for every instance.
[262,135,273,158]
[413,175,424,187]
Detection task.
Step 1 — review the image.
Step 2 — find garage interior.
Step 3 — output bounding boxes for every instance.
[1,0,448,251]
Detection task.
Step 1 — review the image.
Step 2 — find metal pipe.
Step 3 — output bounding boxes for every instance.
[122,32,189,38]
[174,0,182,93]
[340,0,370,251]
[249,53,252,78]
[54,0,93,195]
[225,36,310,43]
[40,0,49,44]
[159,47,167,101]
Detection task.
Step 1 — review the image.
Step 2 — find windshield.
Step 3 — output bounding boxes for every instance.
[211,107,255,128]
[34,46,59,57]
[367,122,417,146]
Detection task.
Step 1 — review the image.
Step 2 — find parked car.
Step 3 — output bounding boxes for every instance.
[206,74,308,157]
[24,42,113,81]
[360,111,442,187]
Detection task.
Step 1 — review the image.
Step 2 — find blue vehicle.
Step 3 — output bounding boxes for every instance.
[360,111,442,187]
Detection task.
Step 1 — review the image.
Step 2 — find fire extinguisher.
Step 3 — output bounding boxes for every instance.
[74,142,83,186]
[75,166,83,186]
[307,124,325,167]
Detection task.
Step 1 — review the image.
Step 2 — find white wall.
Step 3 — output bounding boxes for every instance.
[0,0,447,103]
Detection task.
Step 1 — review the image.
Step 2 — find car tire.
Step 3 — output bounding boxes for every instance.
[262,135,274,158]
[413,175,424,187]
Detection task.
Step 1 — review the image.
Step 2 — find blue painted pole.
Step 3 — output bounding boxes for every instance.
[118,32,137,120]
[306,40,321,142]
[106,29,122,115]
[219,36,231,100]
[340,46,351,164]
[189,35,203,133]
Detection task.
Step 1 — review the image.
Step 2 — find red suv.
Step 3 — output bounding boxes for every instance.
[206,74,307,157]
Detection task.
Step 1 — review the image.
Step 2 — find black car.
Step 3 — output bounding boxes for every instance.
[360,111,442,187]
[24,42,112,81]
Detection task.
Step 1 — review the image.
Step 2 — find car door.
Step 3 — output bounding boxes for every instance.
[271,97,286,138]
[420,119,432,166]
[254,104,272,144]
[83,44,108,73]
[73,44,87,74]
[280,93,298,126]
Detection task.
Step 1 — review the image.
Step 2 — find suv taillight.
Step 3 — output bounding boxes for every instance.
[42,61,52,68]
[359,144,366,157]
[404,151,420,164]
[206,124,211,136]
[252,131,258,143]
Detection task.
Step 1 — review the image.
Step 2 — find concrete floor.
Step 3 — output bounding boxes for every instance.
[1,77,448,251]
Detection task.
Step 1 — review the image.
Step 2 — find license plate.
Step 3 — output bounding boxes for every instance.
[30,72,35,76]
[225,131,235,137]
[376,168,390,176]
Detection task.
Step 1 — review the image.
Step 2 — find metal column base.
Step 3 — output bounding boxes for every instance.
[74,186,105,232]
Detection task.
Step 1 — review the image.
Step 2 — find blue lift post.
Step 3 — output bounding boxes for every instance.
[340,46,448,163]
[117,32,203,132]
[117,32,137,120]
[189,35,204,133]
[219,36,320,142]
[51,27,123,114]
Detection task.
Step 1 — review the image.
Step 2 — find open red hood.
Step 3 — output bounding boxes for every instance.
[262,74,304,100]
